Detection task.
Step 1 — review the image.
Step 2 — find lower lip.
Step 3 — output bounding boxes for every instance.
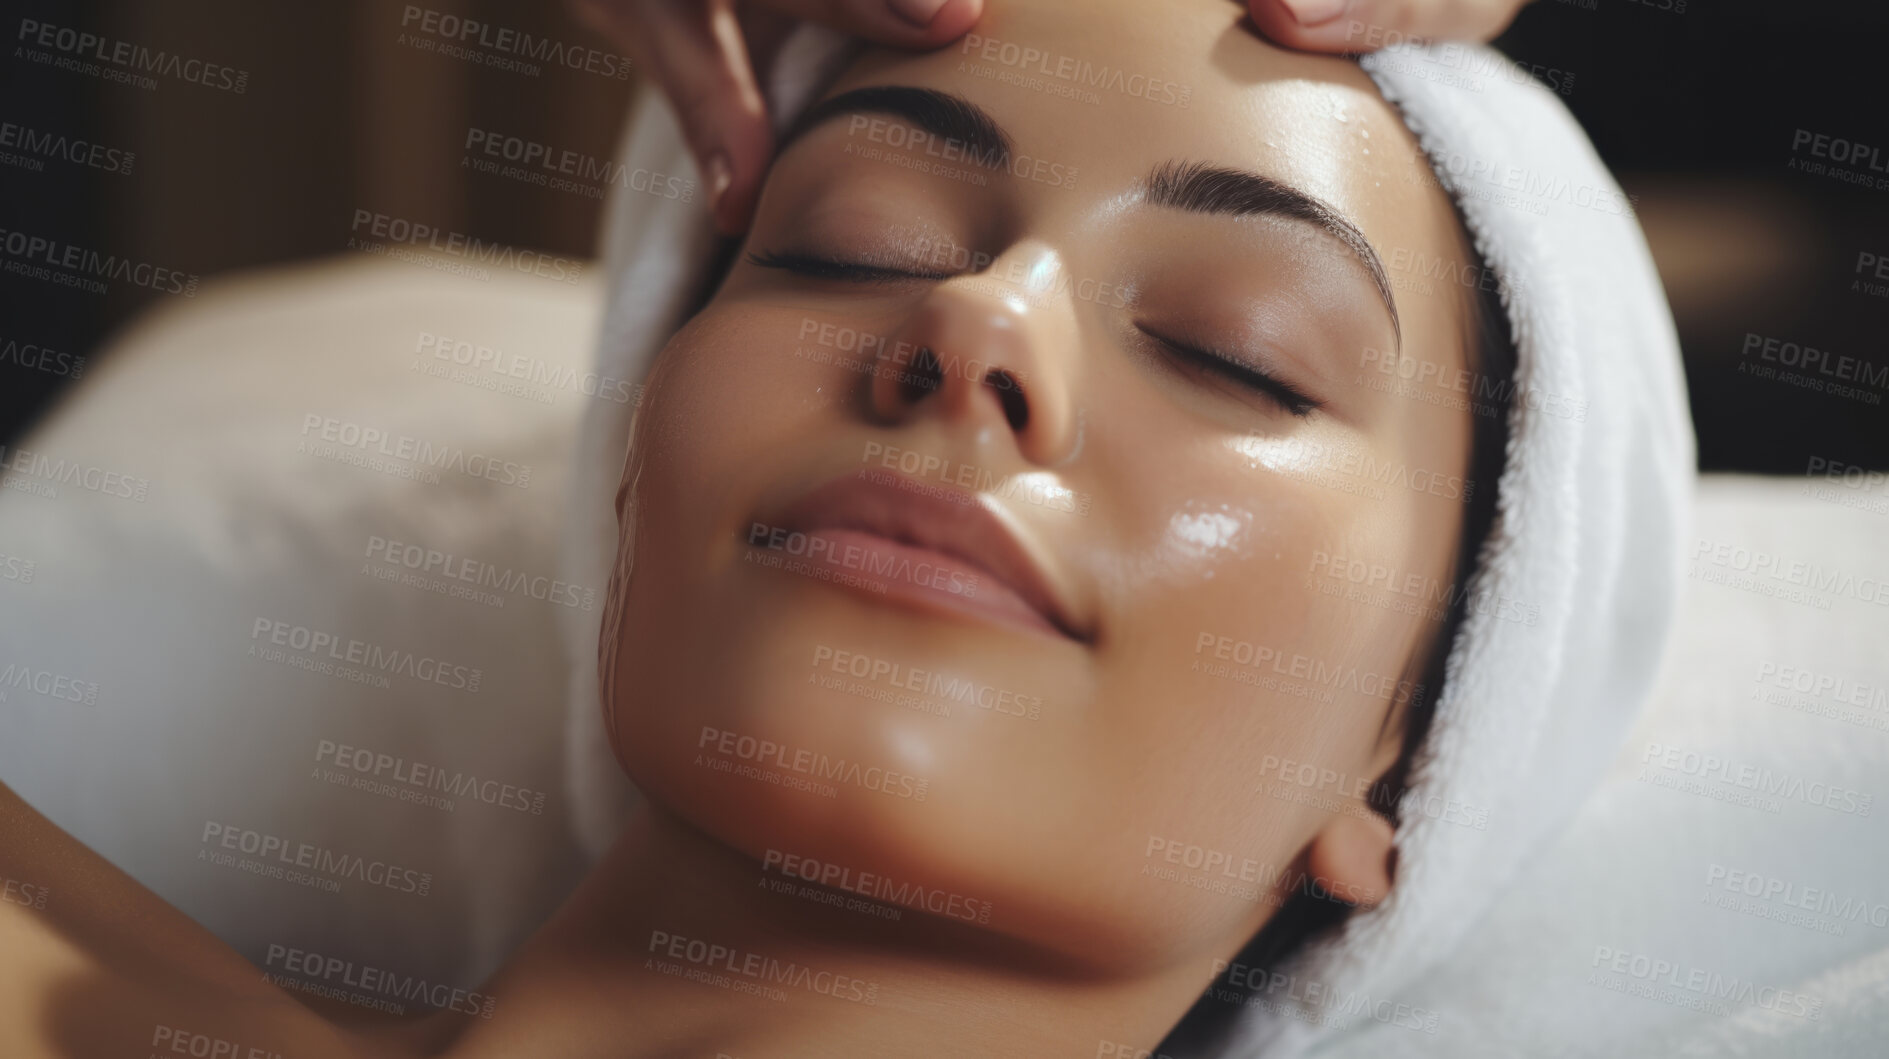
[760,528,1062,638]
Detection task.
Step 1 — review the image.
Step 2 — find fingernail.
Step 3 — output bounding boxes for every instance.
[1281,0,1347,26]
[706,151,732,207]
[888,0,950,28]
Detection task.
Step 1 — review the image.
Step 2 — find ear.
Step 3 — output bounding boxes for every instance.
[1304,811,1396,908]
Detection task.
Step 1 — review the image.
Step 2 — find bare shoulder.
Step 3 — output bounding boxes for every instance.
[0,780,360,1057]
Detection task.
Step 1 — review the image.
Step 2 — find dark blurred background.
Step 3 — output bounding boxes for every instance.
[2,0,1885,474]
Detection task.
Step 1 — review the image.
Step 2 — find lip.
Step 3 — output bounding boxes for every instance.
[753,469,1091,643]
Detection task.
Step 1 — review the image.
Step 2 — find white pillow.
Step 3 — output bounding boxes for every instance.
[0,252,599,990]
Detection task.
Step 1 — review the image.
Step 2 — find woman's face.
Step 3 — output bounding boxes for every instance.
[605,0,1479,969]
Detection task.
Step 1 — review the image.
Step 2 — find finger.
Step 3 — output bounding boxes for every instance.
[568,0,661,56]
[1246,0,1529,54]
[576,0,774,234]
[742,0,984,49]
[567,0,985,234]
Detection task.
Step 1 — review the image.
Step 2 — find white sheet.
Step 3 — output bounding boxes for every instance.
[0,254,597,989]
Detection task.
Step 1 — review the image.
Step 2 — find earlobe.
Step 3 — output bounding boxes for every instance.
[1304,811,1396,908]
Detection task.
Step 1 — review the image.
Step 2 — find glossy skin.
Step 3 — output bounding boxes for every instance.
[606,0,1478,976]
[0,1,1486,1055]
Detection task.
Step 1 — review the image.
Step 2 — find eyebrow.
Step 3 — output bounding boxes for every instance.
[1145,160,1400,348]
[782,85,1399,345]
[784,84,1012,168]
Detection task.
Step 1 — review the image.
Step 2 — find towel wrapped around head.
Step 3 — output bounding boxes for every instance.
[554,20,1694,1056]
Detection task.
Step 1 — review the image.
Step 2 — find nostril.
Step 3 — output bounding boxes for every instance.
[987,369,1028,432]
[899,346,945,404]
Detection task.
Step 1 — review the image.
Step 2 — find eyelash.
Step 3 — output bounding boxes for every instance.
[746,250,951,285]
[1138,326,1320,418]
[748,248,1319,418]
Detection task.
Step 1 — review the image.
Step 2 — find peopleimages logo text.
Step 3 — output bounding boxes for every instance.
[399,6,631,79]
[0,227,197,295]
[958,32,1191,107]
[316,740,547,815]
[349,210,584,284]
[265,943,496,1017]
[250,618,483,692]
[16,18,249,92]
[200,821,432,896]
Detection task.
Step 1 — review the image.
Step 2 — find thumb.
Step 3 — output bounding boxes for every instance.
[1247,0,1527,54]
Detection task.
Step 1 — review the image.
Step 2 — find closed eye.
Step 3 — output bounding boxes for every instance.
[746,250,954,285]
[1137,324,1321,418]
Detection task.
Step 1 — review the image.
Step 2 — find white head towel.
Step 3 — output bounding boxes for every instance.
[554,26,1696,1057]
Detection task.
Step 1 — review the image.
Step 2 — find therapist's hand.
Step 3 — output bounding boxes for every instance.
[572,0,985,234]
[572,0,1529,235]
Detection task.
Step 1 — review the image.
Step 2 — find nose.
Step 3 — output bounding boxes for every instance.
[866,249,1079,466]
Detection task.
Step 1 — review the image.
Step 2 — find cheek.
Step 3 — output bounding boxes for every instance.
[1061,425,1454,941]
[1048,569,1406,966]
[619,305,856,600]
[606,310,811,763]
[638,308,822,477]
[1090,427,1429,718]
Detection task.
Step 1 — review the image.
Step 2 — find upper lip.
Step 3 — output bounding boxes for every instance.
[768,469,1092,643]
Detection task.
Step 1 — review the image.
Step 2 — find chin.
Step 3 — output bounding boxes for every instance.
[610,579,1251,969]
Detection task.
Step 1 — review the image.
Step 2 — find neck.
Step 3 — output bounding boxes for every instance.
[430,801,1212,1059]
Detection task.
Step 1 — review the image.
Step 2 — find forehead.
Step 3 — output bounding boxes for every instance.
[824,0,1449,233]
